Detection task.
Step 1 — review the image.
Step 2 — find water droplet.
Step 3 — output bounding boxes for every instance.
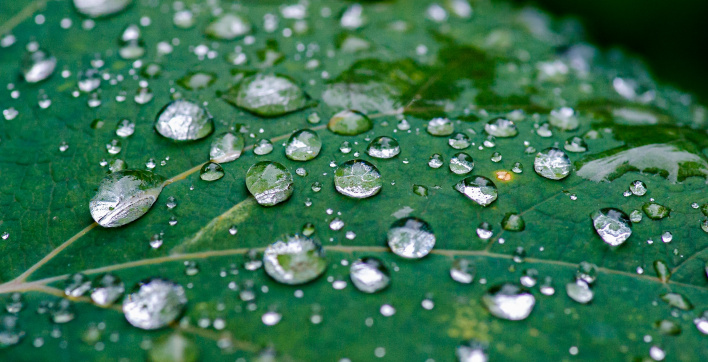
[245,161,293,206]
[134,87,153,104]
[549,107,579,131]
[485,118,518,138]
[661,231,673,243]
[576,262,598,284]
[448,132,471,149]
[22,48,56,83]
[564,136,587,153]
[106,139,122,154]
[642,202,670,220]
[482,283,535,321]
[90,273,125,306]
[165,196,177,209]
[454,176,498,207]
[450,259,475,284]
[154,100,214,141]
[89,170,165,227]
[387,217,436,259]
[328,110,373,136]
[534,147,572,180]
[263,234,327,285]
[64,273,92,297]
[149,233,163,249]
[72,0,132,18]
[630,209,643,223]
[205,13,251,40]
[115,119,135,138]
[123,278,187,330]
[51,299,76,324]
[253,139,274,155]
[148,333,199,362]
[427,118,454,136]
[339,141,353,154]
[0,315,25,348]
[428,153,444,169]
[209,132,245,163]
[456,340,488,362]
[449,153,474,175]
[566,280,593,304]
[200,162,225,182]
[350,257,390,293]
[285,129,322,161]
[412,184,428,197]
[653,319,681,336]
[694,311,708,335]
[262,310,282,326]
[329,217,345,231]
[591,208,632,246]
[660,293,692,310]
[476,222,493,239]
[334,159,382,199]
[367,136,400,159]
[225,74,309,117]
[177,72,216,90]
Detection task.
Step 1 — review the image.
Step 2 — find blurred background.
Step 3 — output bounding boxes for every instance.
[515,0,708,101]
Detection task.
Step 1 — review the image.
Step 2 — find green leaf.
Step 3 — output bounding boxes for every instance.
[1,0,707,361]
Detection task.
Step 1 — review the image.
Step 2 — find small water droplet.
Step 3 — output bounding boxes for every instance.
[482,283,535,321]
[350,257,390,293]
[123,278,187,330]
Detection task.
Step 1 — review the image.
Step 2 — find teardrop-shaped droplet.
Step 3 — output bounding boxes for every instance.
[642,202,671,220]
[122,278,187,330]
[148,333,199,362]
[73,0,133,18]
[350,257,390,293]
[367,136,400,159]
[245,161,293,206]
[22,49,57,83]
[89,170,165,227]
[653,260,671,283]
[210,132,245,163]
[534,147,572,180]
[154,100,214,141]
[484,118,518,138]
[591,208,632,246]
[334,159,382,198]
[285,129,322,161]
[90,273,125,307]
[427,118,454,136]
[205,13,251,40]
[200,162,225,181]
[660,292,693,310]
[224,74,309,117]
[263,234,327,285]
[454,176,498,207]
[387,217,436,259]
[482,283,535,321]
[328,110,373,136]
[449,152,474,175]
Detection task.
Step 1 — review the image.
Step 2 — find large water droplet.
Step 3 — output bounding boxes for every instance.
[224,74,309,117]
[285,129,322,161]
[205,13,251,40]
[89,170,165,227]
[484,118,518,138]
[123,278,187,330]
[534,147,572,180]
[263,234,327,285]
[328,110,373,136]
[210,132,245,163]
[245,161,293,206]
[482,283,535,321]
[387,217,436,259]
[22,49,56,83]
[73,0,132,18]
[591,208,632,246]
[454,176,498,207]
[367,136,400,159]
[449,152,474,175]
[154,100,214,141]
[350,257,390,293]
[334,159,382,198]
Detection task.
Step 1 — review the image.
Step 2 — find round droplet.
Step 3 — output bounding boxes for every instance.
[263,234,327,285]
[73,0,133,18]
[456,340,488,362]
[226,74,308,117]
[482,283,535,321]
[549,107,579,131]
[428,153,444,169]
[564,136,587,153]
[89,170,165,228]
[450,259,475,284]
[205,13,251,40]
[427,118,454,136]
[591,208,632,246]
[339,141,352,154]
[116,119,135,138]
[285,129,322,161]
[200,162,225,182]
[245,161,294,206]
[22,49,56,83]
[454,176,498,207]
[630,180,647,196]
[253,139,274,155]
[177,72,216,90]
[576,261,598,284]
[534,147,572,180]
[328,110,373,136]
[387,217,436,259]
[448,132,471,149]
[367,136,400,159]
[484,118,518,138]
[210,132,245,163]
[334,159,382,198]
[123,278,187,330]
[154,100,214,141]
[501,213,525,231]
[90,273,125,307]
[566,280,594,304]
[350,257,390,293]
[449,152,474,175]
